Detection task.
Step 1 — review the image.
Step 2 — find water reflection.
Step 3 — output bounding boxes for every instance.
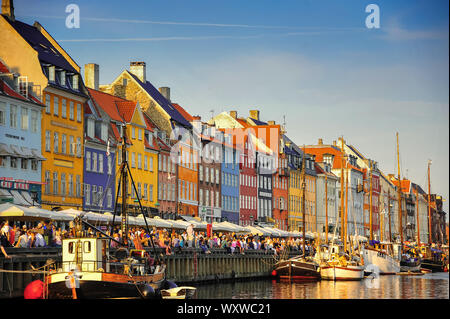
[195,273,449,299]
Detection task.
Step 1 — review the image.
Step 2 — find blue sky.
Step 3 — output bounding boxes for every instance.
[14,0,449,216]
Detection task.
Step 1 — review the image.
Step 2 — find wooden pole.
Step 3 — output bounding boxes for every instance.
[380,191,383,242]
[340,138,345,244]
[427,160,432,245]
[344,163,349,253]
[121,125,128,246]
[369,163,373,241]
[325,174,328,245]
[416,188,420,246]
[388,189,392,242]
[396,132,403,245]
[301,146,306,257]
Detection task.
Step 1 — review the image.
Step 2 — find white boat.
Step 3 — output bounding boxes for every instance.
[362,242,401,275]
[320,264,365,281]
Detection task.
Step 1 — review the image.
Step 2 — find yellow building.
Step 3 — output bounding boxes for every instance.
[87,89,159,215]
[0,11,88,210]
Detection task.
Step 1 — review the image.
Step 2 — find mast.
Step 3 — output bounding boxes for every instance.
[301,145,306,257]
[396,132,403,244]
[369,162,373,241]
[325,174,328,245]
[344,165,349,253]
[121,125,129,246]
[416,186,420,246]
[378,188,382,242]
[427,160,432,245]
[388,189,392,242]
[340,138,345,243]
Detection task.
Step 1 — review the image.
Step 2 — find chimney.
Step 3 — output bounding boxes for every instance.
[268,120,275,125]
[193,115,201,121]
[84,63,99,90]
[318,138,323,145]
[159,87,170,101]
[249,110,260,121]
[1,0,14,21]
[130,61,146,83]
[229,111,237,119]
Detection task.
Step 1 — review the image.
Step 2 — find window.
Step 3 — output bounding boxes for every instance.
[92,152,97,172]
[144,155,148,170]
[76,103,81,122]
[68,174,73,196]
[10,104,17,128]
[138,153,142,169]
[69,101,74,120]
[61,99,67,118]
[76,175,81,197]
[131,152,136,168]
[138,129,142,140]
[85,184,91,205]
[31,110,38,132]
[45,171,51,194]
[61,134,67,154]
[53,172,58,195]
[53,97,59,116]
[132,127,135,139]
[76,137,81,157]
[45,130,51,152]
[31,159,38,171]
[21,107,28,130]
[143,184,148,200]
[107,188,112,208]
[53,132,59,153]
[49,66,55,82]
[149,184,153,201]
[108,155,112,175]
[98,154,103,173]
[72,75,79,90]
[199,165,203,181]
[21,158,27,170]
[45,94,51,113]
[69,136,74,155]
[199,189,203,206]
[61,173,66,196]
[86,151,91,171]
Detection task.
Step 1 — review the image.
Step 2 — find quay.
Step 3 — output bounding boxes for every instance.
[0,247,298,298]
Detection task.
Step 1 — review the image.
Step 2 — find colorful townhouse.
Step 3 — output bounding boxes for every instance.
[0,60,46,205]
[341,140,381,240]
[171,102,199,217]
[304,139,364,237]
[411,183,430,244]
[143,112,177,219]
[1,11,89,211]
[193,118,222,223]
[314,161,339,236]
[82,85,116,213]
[86,87,159,216]
[379,171,400,242]
[221,132,240,224]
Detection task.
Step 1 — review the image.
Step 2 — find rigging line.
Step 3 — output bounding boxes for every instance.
[92,154,121,213]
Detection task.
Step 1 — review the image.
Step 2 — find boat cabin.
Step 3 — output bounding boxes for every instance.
[62,237,110,273]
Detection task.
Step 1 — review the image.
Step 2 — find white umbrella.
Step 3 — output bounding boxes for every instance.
[29,206,73,222]
[245,226,264,236]
[0,203,53,221]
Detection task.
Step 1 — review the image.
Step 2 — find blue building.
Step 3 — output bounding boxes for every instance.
[82,93,116,213]
[0,60,46,205]
[221,133,240,224]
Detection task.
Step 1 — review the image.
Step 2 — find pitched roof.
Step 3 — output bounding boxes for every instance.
[5,18,77,73]
[115,100,137,123]
[172,103,194,122]
[126,71,192,128]
[87,88,127,122]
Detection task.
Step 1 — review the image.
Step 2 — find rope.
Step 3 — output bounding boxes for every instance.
[0,269,49,274]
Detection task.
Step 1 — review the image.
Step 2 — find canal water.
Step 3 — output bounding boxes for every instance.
[194,273,449,299]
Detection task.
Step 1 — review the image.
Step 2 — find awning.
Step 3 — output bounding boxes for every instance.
[0,143,14,156]
[10,145,26,157]
[0,188,12,198]
[19,190,34,205]
[20,146,34,158]
[31,149,47,161]
[0,203,53,221]
[10,189,30,206]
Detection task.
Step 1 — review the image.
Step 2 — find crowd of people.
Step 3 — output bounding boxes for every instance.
[0,220,315,258]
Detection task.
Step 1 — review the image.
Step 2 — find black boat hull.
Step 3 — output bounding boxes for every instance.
[47,280,164,299]
[421,259,445,272]
[274,259,320,281]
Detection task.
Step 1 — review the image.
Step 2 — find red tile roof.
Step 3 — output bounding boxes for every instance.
[87,88,127,122]
[172,103,194,122]
[115,100,137,123]
[0,60,9,73]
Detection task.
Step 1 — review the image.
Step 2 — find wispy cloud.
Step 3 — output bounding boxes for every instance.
[379,18,449,41]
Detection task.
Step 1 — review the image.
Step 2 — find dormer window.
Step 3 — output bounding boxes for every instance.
[60,71,66,86]
[87,118,95,138]
[49,66,55,82]
[323,154,334,166]
[72,74,79,90]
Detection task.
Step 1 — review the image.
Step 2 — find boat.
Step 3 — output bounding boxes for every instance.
[319,244,364,281]
[319,142,364,281]
[362,241,401,275]
[419,245,446,272]
[45,125,172,299]
[273,146,320,282]
[273,255,321,281]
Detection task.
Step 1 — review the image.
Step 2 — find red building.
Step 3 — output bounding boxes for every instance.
[238,133,258,226]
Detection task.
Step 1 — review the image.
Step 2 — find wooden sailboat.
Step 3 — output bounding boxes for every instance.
[273,146,320,281]
[320,139,364,281]
[45,125,172,299]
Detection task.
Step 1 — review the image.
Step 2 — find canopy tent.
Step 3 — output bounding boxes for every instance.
[218,221,250,234]
[0,203,71,222]
[212,221,237,233]
[260,226,281,237]
[245,225,265,236]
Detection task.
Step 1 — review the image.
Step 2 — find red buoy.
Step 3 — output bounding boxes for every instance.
[271,270,277,277]
[24,280,44,299]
